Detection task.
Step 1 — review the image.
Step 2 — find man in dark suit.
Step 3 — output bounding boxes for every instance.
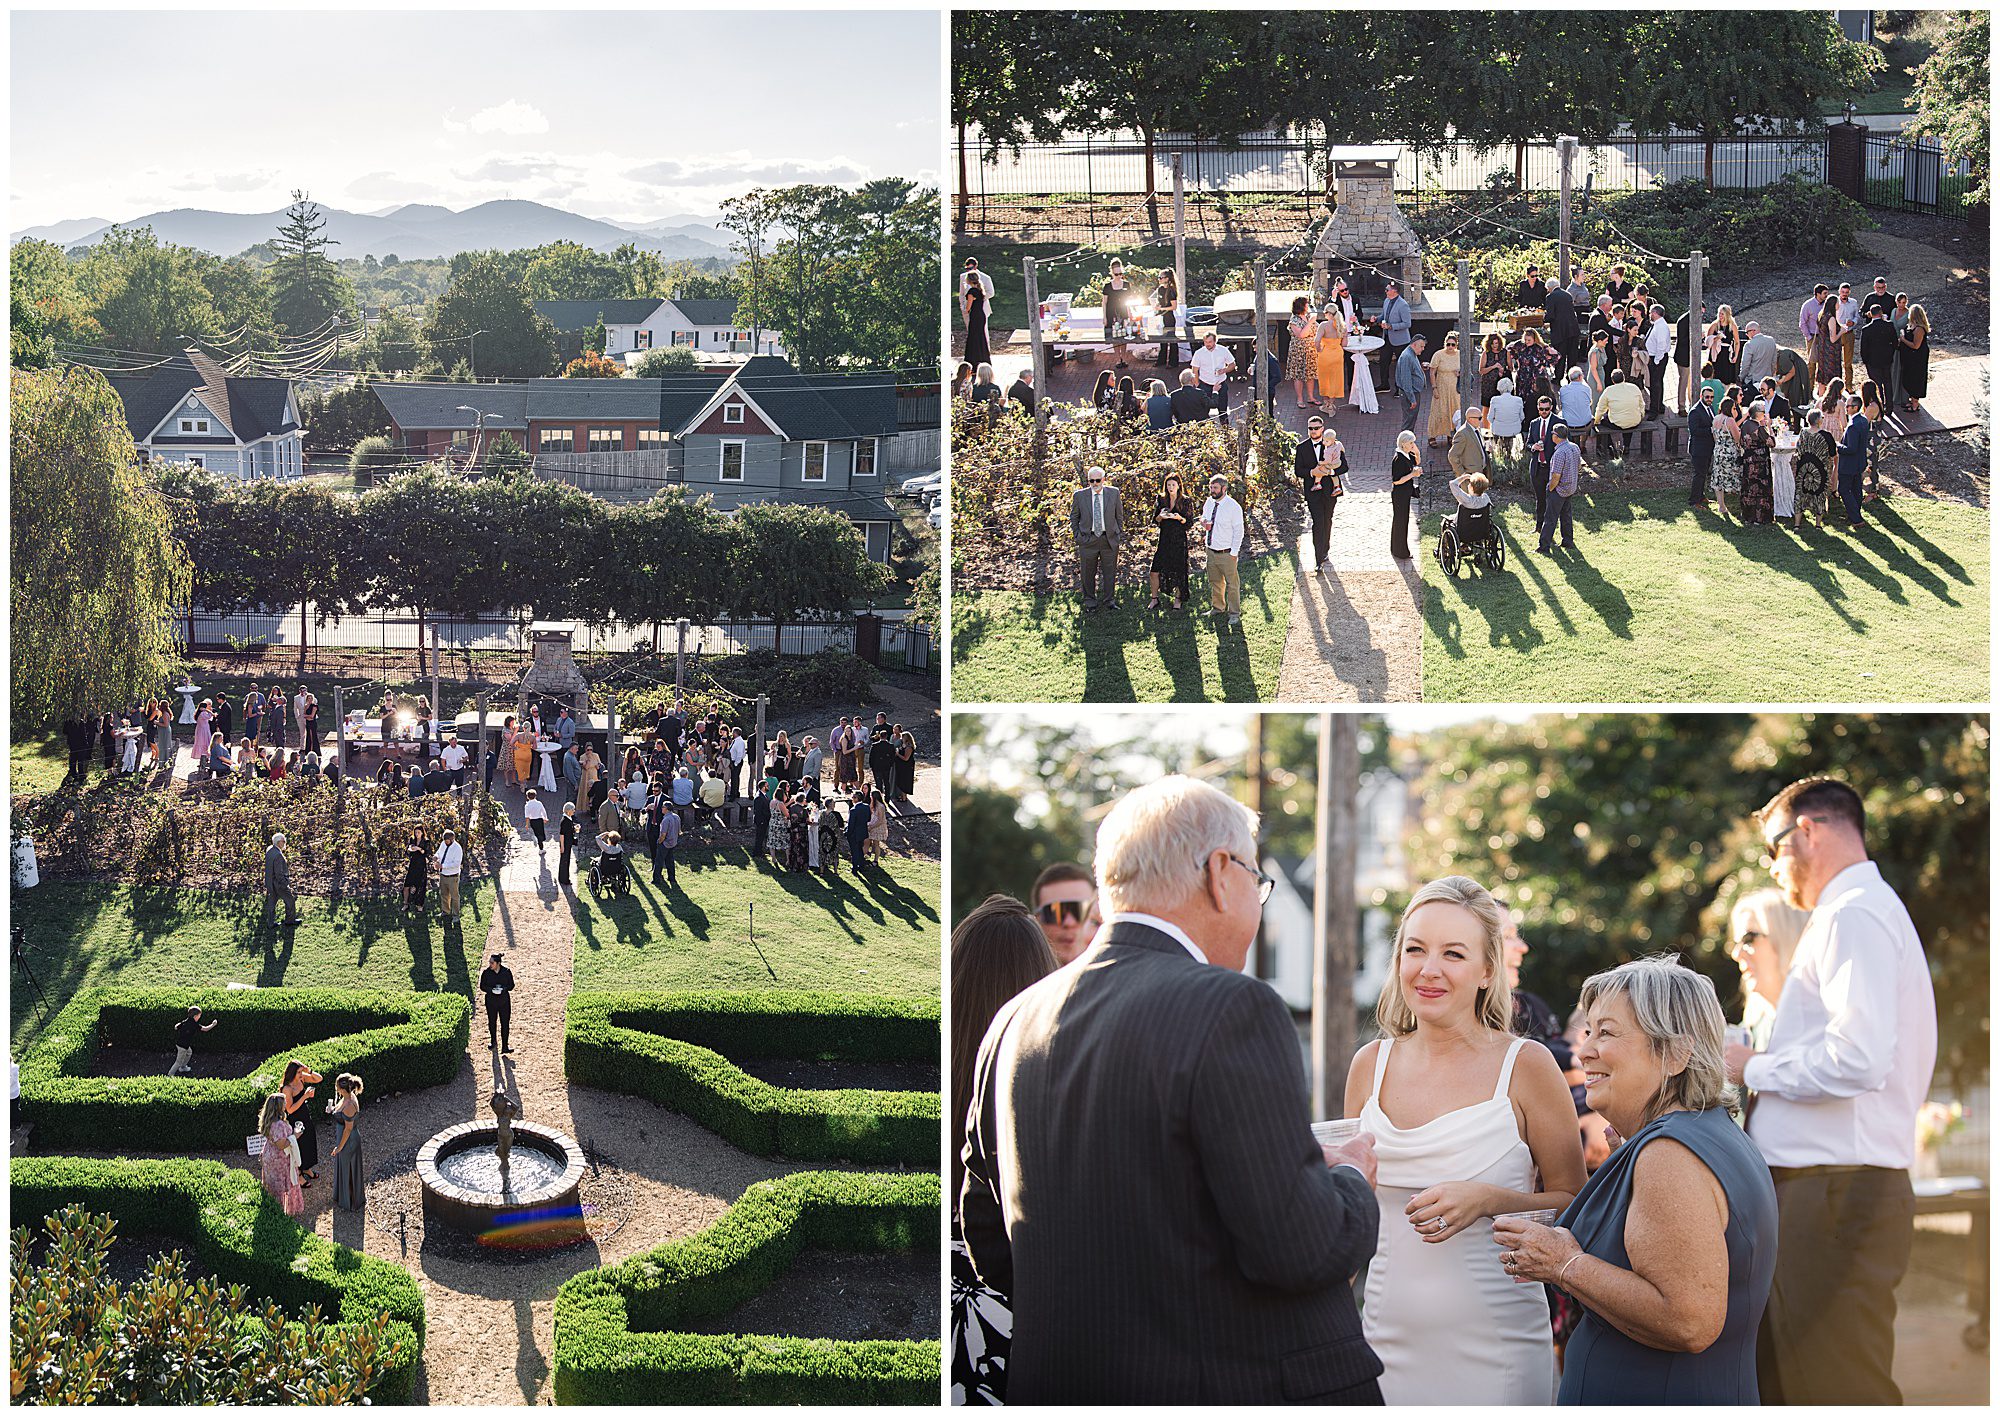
[1543,284,1580,365]
[1674,300,1705,413]
[751,782,772,857]
[1168,367,1211,425]
[961,775,1383,1403]
[1292,414,1340,577]
[1687,383,1716,506]
[1835,394,1870,529]
[1007,368,1036,417]
[1857,307,1898,396]
[1070,465,1124,613]
[1524,395,1560,530]
[1757,377,1792,429]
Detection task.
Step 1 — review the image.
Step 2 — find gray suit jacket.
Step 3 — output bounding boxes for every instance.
[1070,484,1123,548]
[960,921,1383,1403]
[264,844,290,892]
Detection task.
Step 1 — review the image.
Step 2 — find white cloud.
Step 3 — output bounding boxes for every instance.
[626,153,872,188]
[172,170,278,194]
[444,100,550,136]
[344,171,437,203]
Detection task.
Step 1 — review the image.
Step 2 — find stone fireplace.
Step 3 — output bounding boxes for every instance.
[1312,147,1425,310]
[520,620,591,712]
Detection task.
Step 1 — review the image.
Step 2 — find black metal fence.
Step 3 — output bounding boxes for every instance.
[1863,131,1976,218]
[956,128,1969,242]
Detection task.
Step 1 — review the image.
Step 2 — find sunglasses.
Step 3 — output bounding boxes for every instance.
[1037,899,1090,926]
[1760,817,1812,865]
[1733,930,1767,952]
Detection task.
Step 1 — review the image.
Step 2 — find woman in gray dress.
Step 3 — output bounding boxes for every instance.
[328,1072,365,1211]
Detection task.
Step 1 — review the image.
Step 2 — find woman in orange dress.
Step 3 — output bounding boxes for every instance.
[513,725,536,787]
[1315,302,1347,403]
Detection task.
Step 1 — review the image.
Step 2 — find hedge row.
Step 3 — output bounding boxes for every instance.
[9,1156,427,1402]
[19,987,470,1153]
[552,1169,938,1404]
[564,991,939,1165]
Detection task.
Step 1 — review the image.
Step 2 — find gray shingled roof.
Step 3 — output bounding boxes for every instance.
[524,379,663,422]
[659,371,732,429]
[724,358,897,441]
[373,382,529,431]
[531,298,665,332]
[106,354,297,443]
[669,297,738,326]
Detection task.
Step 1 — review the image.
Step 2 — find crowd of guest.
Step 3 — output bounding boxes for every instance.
[951,774,1939,1407]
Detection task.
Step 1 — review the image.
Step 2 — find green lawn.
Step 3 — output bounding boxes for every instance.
[10,737,70,798]
[951,554,1295,703]
[9,880,494,1054]
[1421,490,1989,702]
[568,850,940,999]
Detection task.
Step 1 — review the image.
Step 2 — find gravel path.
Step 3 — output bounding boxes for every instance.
[1276,497,1425,703]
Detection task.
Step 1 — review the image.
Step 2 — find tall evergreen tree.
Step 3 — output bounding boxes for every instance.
[266,190,355,338]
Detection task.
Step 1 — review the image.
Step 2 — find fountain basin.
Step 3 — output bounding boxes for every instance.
[417,1120,588,1248]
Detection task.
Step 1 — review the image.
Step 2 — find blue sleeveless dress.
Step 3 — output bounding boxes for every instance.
[1556,1105,1778,1405]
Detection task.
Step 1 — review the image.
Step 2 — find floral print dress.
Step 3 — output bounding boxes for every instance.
[1736,419,1774,523]
[1709,417,1742,497]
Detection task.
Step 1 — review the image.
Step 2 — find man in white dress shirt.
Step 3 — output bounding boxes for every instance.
[1643,304,1673,418]
[1190,333,1237,426]
[1199,473,1246,626]
[1725,776,1936,1406]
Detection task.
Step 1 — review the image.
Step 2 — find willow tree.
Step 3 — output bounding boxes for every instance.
[11,366,192,729]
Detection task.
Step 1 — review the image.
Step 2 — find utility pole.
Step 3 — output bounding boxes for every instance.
[474,690,490,799]
[752,694,768,784]
[1311,713,1360,1118]
[1685,249,1707,414]
[675,618,690,706]
[1457,259,1477,431]
[1556,135,1579,288]
[1242,256,1268,473]
[1023,255,1047,432]
[333,685,347,792]
[1172,153,1188,352]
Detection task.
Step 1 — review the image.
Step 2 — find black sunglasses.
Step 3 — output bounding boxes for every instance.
[1761,817,1813,864]
[1038,900,1089,926]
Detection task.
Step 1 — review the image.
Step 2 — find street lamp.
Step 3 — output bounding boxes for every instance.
[455,404,489,472]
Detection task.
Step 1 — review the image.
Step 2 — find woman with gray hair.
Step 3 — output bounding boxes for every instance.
[1729,888,1810,1049]
[1493,954,1779,1404]
[1344,876,1583,1403]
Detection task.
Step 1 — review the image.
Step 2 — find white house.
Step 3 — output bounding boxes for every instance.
[532,296,785,366]
[105,349,303,478]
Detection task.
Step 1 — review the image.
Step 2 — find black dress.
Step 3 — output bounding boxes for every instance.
[964,287,992,368]
[404,843,427,906]
[1150,494,1193,600]
[1389,452,1419,560]
[895,743,916,799]
[1898,328,1930,401]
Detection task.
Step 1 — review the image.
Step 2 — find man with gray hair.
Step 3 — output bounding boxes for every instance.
[1069,465,1123,615]
[263,832,298,931]
[1738,319,1779,392]
[960,776,1383,1402]
[1727,776,1936,1405]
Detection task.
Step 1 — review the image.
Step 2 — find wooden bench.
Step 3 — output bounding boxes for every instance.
[1914,1177,1990,1351]
[1591,419,1675,460]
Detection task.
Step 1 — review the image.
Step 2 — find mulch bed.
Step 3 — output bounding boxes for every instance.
[678,1250,938,1342]
[92,1047,278,1081]
[731,1058,941,1093]
[960,494,1304,595]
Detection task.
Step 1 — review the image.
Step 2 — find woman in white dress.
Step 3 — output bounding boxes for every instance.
[1344,875,1585,1405]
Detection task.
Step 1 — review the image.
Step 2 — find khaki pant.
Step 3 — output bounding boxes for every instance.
[440,874,461,920]
[1840,330,1855,387]
[1206,550,1241,614]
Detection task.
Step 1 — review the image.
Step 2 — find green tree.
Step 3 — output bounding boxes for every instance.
[353,307,424,373]
[1403,712,1988,1084]
[422,253,557,379]
[10,288,54,369]
[300,375,392,455]
[949,782,1071,923]
[12,1207,406,1405]
[718,190,782,351]
[749,182,942,369]
[1910,9,1990,207]
[602,489,732,628]
[633,345,698,378]
[662,260,736,301]
[559,349,626,378]
[10,238,98,353]
[266,191,357,339]
[483,429,530,478]
[348,433,393,486]
[725,502,892,646]
[11,367,192,727]
[524,241,628,300]
[77,227,220,355]
[192,252,279,355]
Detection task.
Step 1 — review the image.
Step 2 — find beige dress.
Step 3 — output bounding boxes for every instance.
[1427,348,1462,439]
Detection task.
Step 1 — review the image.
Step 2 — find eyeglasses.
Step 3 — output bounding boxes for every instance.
[1732,930,1766,952]
[1226,854,1276,904]
[1760,817,1812,865]
[1037,899,1089,926]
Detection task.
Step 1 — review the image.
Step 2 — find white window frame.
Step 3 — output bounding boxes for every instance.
[671,329,698,347]
[539,427,574,453]
[720,440,745,482]
[854,437,878,477]
[802,441,828,483]
[723,402,745,425]
[179,417,210,434]
[637,428,667,449]
[587,427,625,453]
[185,453,206,468]
[634,329,653,351]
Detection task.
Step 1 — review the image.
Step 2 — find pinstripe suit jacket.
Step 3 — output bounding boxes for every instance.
[960,920,1384,1403]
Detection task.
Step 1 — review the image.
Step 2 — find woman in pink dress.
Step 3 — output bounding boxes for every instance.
[257,1092,304,1217]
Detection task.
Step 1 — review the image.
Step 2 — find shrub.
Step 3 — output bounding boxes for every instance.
[12,1205,407,1403]
[9,1158,426,1402]
[634,346,699,378]
[613,649,879,732]
[564,992,938,1165]
[19,987,470,1153]
[551,1169,937,1405]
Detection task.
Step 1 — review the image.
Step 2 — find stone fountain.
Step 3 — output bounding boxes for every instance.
[416,1091,588,1248]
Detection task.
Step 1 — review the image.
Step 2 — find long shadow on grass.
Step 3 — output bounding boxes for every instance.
[1420,512,1552,656]
[1151,604,1207,701]
[1868,502,1976,588]
[1550,543,1634,640]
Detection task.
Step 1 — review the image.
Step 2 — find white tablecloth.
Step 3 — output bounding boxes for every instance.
[1349,353,1380,414]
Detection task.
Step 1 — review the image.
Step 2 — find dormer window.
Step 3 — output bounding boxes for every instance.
[723,402,745,424]
[179,417,210,434]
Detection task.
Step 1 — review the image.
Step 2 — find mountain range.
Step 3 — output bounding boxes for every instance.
[9,200,734,263]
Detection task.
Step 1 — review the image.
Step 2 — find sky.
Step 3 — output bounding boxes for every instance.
[9,10,940,231]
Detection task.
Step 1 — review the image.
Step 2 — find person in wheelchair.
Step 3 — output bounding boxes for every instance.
[1448,470,1496,544]
[590,830,629,893]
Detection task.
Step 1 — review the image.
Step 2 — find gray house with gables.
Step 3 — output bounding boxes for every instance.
[373,356,907,561]
[105,349,303,478]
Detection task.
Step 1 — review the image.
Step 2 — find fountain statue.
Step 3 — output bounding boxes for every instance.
[490,1090,521,1169]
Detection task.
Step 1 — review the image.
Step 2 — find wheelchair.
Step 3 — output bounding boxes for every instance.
[587,848,631,900]
[1436,506,1506,577]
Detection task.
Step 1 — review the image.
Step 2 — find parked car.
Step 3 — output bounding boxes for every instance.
[901,470,942,496]
[927,504,943,530]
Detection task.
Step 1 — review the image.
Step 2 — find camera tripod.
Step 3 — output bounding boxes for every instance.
[12,924,49,1022]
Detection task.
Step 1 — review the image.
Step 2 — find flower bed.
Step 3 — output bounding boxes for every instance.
[9,1156,427,1402]
[564,992,938,1165]
[551,1169,937,1404]
[19,987,470,1153]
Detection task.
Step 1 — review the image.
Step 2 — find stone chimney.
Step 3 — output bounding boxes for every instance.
[1312,147,1425,308]
[520,621,591,712]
